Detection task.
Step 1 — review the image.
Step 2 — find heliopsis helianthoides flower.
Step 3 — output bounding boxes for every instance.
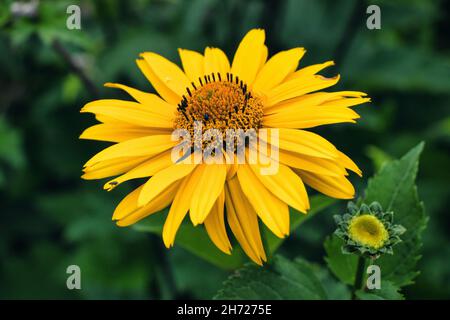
[80,29,370,265]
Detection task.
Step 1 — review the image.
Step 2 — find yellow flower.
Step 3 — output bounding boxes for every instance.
[348,214,389,249]
[80,29,369,265]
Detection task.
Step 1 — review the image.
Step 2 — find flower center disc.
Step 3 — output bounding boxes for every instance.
[174,74,264,135]
[348,214,389,249]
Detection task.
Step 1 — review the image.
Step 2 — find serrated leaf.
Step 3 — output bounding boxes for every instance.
[356,281,404,300]
[365,145,393,172]
[365,142,427,286]
[324,142,427,289]
[324,236,358,285]
[311,262,351,300]
[214,256,327,300]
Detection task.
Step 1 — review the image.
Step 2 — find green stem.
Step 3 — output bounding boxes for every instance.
[351,256,366,300]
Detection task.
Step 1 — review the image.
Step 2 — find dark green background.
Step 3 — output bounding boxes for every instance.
[0,0,449,299]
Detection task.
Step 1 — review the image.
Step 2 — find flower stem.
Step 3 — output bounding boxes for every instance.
[52,39,99,98]
[351,256,366,300]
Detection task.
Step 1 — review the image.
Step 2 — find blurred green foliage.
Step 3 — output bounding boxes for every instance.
[0,0,449,299]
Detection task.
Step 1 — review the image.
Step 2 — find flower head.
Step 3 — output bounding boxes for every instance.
[334,202,406,258]
[80,29,370,265]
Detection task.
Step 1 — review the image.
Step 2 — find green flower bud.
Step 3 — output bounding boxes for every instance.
[334,201,406,259]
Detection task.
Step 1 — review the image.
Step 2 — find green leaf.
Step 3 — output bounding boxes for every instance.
[365,145,393,172]
[169,248,228,299]
[310,261,351,300]
[356,281,404,300]
[324,142,427,289]
[365,142,427,286]
[324,236,358,285]
[62,74,82,103]
[264,195,337,254]
[426,116,450,142]
[214,255,327,300]
[0,118,25,170]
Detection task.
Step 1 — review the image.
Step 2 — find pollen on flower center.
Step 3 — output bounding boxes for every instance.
[174,73,264,136]
[348,214,389,249]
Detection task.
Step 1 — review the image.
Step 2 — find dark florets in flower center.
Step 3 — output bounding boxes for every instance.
[174,73,264,136]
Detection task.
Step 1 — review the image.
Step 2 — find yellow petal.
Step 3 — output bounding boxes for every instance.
[140,52,190,99]
[80,124,170,143]
[231,29,266,86]
[136,58,181,105]
[227,162,239,180]
[103,150,173,191]
[138,161,197,207]
[278,150,347,177]
[95,114,123,124]
[266,74,340,106]
[336,150,362,177]
[113,181,179,224]
[263,128,338,159]
[178,48,204,83]
[81,99,173,128]
[252,48,305,94]
[320,97,371,108]
[104,83,177,118]
[204,190,232,254]
[83,135,176,167]
[189,164,227,225]
[296,169,355,199]
[249,160,309,213]
[259,45,268,71]
[264,92,327,113]
[81,157,146,180]
[223,152,238,180]
[162,174,196,247]
[236,164,289,237]
[204,47,230,77]
[263,105,360,129]
[112,185,143,220]
[285,60,335,81]
[225,178,266,265]
[264,91,368,114]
